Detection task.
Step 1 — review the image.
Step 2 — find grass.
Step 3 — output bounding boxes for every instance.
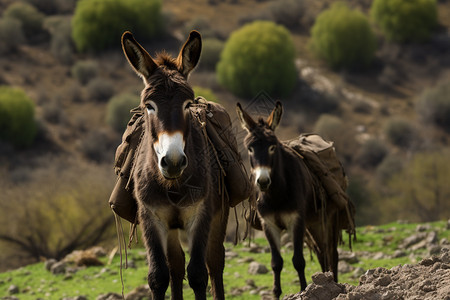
[0,220,448,299]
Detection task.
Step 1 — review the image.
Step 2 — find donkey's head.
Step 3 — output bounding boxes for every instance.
[236,102,283,191]
[122,31,201,179]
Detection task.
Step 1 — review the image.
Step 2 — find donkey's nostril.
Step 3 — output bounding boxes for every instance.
[161,156,168,168]
[180,155,188,169]
[257,177,271,189]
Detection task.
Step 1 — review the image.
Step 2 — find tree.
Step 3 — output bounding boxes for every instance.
[217,21,297,98]
[371,0,437,43]
[310,2,376,70]
[380,150,450,222]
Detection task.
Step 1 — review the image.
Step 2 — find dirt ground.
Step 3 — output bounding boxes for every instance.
[284,247,450,300]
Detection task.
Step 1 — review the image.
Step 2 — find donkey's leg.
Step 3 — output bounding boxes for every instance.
[206,212,229,300]
[292,218,307,291]
[263,220,283,299]
[140,209,170,300]
[167,229,185,300]
[186,208,212,300]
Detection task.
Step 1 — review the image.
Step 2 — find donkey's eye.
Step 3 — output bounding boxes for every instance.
[183,100,193,110]
[268,144,276,154]
[248,147,254,154]
[146,103,156,115]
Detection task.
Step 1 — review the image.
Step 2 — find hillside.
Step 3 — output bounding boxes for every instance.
[0,0,449,272]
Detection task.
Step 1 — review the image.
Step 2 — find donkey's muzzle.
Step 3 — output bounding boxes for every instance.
[160,152,188,179]
[257,177,271,191]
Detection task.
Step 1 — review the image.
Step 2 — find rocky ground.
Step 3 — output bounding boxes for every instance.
[283,247,450,300]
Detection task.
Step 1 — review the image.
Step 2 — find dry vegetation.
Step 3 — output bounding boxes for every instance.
[0,0,449,271]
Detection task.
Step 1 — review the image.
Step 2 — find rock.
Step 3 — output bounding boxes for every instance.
[96,293,122,300]
[399,232,427,249]
[50,261,67,275]
[339,250,359,263]
[392,250,407,258]
[225,251,238,258]
[416,224,431,232]
[428,245,441,256]
[248,261,269,275]
[125,285,151,300]
[8,285,19,295]
[61,297,87,300]
[44,259,57,271]
[426,231,438,244]
[338,261,354,274]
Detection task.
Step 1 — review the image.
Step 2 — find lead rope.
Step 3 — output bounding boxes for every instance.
[112,210,128,299]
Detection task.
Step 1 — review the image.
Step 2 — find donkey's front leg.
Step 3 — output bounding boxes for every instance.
[292,217,307,291]
[186,208,212,300]
[263,219,284,299]
[140,208,170,300]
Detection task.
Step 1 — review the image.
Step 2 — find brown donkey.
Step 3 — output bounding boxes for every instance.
[121,31,229,300]
[237,102,345,298]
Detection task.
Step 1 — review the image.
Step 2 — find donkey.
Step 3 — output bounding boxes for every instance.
[121,31,229,300]
[236,102,341,298]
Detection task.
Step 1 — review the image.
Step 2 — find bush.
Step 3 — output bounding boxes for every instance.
[313,114,344,139]
[87,78,115,102]
[370,0,437,43]
[0,17,25,55]
[24,0,76,14]
[72,0,163,53]
[416,79,450,132]
[44,16,74,64]
[71,60,98,85]
[199,38,224,71]
[106,93,140,132]
[356,138,388,168]
[217,21,297,98]
[193,86,218,103]
[310,2,376,70]
[0,86,37,147]
[3,2,46,43]
[267,0,305,29]
[383,118,416,148]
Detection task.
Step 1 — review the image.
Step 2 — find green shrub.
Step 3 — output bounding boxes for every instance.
[193,86,218,103]
[371,0,437,43]
[356,138,388,168]
[3,2,46,42]
[383,118,416,148]
[313,114,344,139]
[71,60,98,85]
[310,2,376,70]
[199,38,224,71]
[0,86,37,147]
[0,17,25,55]
[416,79,450,132]
[24,0,76,14]
[87,78,115,102]
[217,21,297,98]
[71,0,163,53]
[45,16,74,64]
[106,93,140,132]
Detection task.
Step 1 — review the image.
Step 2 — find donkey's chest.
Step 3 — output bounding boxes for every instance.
[146,201,203,230]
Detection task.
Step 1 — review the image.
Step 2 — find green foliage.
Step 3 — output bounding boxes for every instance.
[3,2,45,42]
[0,86,37,147]
[106,93,140,132]
[45,16,74,64]
[86,78,115,102]
[193,86,218,103]
[371,0,438,43]
[71,60,98,85]
[71,0,163,53]
[416,79,450,132]
[382,150,450,222]
[217,21,297,98]
[310,2,376,70]
[356,138,388,168]
[199,38,224,71]
[383,118,416,148]
[313,114,344,139]
[0,17,25,55]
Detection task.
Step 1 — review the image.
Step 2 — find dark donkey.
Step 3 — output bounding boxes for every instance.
[236,102,343,298]
[121,31,229,300]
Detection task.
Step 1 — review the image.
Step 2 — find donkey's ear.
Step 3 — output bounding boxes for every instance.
[177,30,202,77]
[236,103,256,132]
[122,31,157,83]
[267,101,283,131]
